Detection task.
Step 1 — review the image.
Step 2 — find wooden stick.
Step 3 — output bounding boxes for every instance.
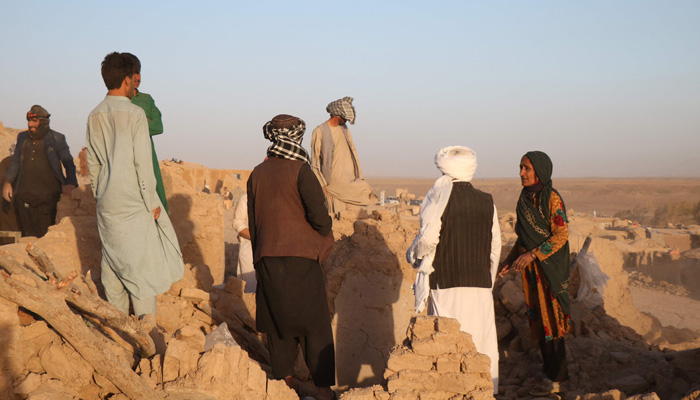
[24,243,156,357]
[195,302,270,364]
[0,268,161,400]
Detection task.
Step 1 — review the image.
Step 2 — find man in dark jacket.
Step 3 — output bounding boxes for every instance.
[247,114,336,400]
[2,105,77,237]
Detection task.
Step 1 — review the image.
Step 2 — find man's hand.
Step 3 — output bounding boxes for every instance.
[239,228,251,240]
[62,185,76,196]
[153,207,161,220]
[3,182,13,202]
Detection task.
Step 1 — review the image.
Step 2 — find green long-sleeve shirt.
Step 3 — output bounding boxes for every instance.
[132,90,168,213]
[131,91,163,136]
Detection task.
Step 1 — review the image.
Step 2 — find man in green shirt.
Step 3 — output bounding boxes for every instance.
[125,53,168,213]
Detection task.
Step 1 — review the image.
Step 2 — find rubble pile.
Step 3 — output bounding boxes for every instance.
[1,152,700,399]
[340,316,494,400]
[322,209,419,389]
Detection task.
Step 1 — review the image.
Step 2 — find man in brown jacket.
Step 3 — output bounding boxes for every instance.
[247,114,336,400]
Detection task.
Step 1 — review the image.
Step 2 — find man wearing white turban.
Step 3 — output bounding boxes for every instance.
[406,146,502,393]
[310,96,377,215]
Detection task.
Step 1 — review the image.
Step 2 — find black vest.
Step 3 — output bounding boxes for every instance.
[430,182,494,290]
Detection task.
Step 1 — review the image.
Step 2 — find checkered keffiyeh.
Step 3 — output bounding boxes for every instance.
[326,96,356,124]
[263,117,309,162]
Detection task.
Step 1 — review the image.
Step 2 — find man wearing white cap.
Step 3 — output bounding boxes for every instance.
[406,146,501,394]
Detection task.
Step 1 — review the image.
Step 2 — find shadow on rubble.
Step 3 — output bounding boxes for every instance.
[168,193,208,277]
[322,220,403,389]
[0,320,16,396]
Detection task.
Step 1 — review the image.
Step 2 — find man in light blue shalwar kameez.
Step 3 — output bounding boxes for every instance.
[86,52,183,317]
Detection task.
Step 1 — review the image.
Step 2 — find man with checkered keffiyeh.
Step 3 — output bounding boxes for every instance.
[246,114,337,400]
[310,97,377,216]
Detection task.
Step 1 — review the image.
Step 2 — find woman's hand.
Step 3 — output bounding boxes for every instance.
[512,251,536,272]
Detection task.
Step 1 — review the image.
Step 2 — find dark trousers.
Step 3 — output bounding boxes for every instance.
[540,337,568,382]
[267,324,335,387]
[14,199,57,238]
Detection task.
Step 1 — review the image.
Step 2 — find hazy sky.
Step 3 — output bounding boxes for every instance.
[1,1,699,178]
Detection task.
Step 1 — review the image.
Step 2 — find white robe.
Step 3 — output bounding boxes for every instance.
[86,95,183,299]
[406,146,502,393]
[232,194,256,293]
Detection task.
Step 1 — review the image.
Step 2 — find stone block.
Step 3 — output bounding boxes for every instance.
[611,351,633,364]
[601,389,626,400]
[13,372,42,397]
[40,342,94,389]
[163,338,201,383]
[246,361,267,392]
[174,325,206,353]
[386,349,434,372]
[435,317,461,333]
[437,372,491,394]
[409,316,436,341]
[499,280,525,313]
[387,370,438,392]
[169,264,197,295]
[610,375,650,394]
[461,353,492,375]
[0,299,23,389]
[411,336,448,357]
[157,295,187,334]
[22,378,79,400]
[626,393,660,400]
[265,377,298,399]
[496,316,513,340]
[436,356,461,373]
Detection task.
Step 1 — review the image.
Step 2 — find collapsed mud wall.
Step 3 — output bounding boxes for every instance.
[52,163,226,286]
[322,210,419,389]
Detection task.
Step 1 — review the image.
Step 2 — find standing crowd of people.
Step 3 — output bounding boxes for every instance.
[3,50,572,398]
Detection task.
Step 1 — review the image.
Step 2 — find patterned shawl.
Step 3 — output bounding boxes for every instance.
[263,115,309,162]
[326,96,356,124]
[515,151,571,314]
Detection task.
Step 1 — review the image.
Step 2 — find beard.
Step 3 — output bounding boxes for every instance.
[29,119,50,140]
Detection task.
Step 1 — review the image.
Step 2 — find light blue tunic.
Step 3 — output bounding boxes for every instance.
[86,95,183,299]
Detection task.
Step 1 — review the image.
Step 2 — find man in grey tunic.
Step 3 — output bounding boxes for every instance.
[86,52,183,317]
[310,96,377,215]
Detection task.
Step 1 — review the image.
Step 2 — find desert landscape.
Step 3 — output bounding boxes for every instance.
[0,119,699,400]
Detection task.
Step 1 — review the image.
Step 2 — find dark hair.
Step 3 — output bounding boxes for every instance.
[123,52,141,74]
[100,52,137,90]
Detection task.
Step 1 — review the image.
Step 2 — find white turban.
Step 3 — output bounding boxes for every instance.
[435,146,477,182]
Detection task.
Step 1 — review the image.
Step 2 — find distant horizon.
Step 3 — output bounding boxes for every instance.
[1,1,698,178]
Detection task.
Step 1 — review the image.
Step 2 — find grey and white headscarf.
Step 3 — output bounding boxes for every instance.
[263,114,309,162]
[326,96,356,124]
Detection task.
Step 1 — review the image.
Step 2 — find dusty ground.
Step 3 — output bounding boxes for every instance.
[630,287,700,331]
[368,177,700,216]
